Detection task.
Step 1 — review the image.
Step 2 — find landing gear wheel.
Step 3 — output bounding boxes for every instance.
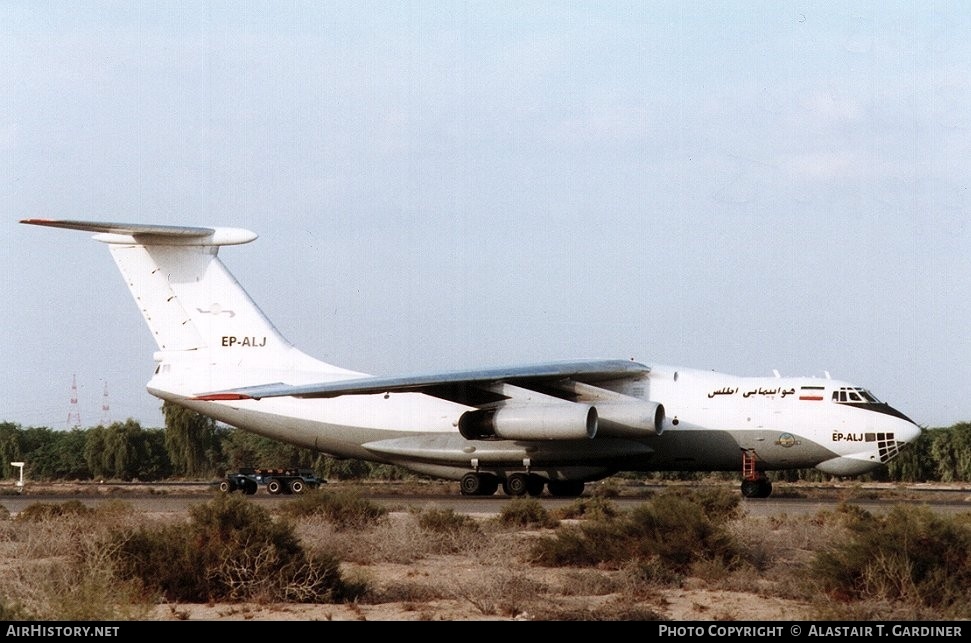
[741,477,772,498]
[460,473,483,496]
[757,478,772,497]
[503,473,530,497]
[525,475,545,497]
[547,480,585,497]
[461,472,499,496]
[503,473,544,497]
[479,475,499,496]
[266,479,283,495]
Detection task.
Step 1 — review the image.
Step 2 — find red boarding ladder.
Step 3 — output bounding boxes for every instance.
[742,449,758,481]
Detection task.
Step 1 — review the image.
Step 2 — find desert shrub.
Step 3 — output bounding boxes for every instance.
[624,491,740,569]
[412,507,483,555]
[623,556,683,587]
[416,507,481,536]
[16,500,94,522]
[496,498,559,528]
[447,572,549,617]
[529,521,630,567]
[528,489,741,573]
[810,504,971,617]
[685,485,743,522]
[554,496,619,521]
[112,493,364,603]
[0,503,151,620]
[38,549,149,621]
[590,479,623,497]
[278,488,388,530]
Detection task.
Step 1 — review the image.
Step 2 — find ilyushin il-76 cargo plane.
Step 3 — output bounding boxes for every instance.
[21,219,922,498]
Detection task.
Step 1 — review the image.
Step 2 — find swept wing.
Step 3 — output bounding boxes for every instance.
[194,358,650,401]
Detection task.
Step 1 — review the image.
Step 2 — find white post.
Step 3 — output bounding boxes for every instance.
[10,462,24,493]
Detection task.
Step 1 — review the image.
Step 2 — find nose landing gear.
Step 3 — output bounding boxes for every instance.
[740,449,772,498]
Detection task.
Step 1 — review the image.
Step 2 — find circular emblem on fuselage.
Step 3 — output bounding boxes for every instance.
[776,433,797,448]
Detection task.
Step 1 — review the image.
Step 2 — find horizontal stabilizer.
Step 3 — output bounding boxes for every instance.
[20,219,257,246]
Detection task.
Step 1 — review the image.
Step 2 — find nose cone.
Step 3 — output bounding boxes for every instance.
[895,415,923,445]
[875,401,922,446]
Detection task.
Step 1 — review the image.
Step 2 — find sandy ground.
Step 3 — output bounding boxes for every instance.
[8,480,969,621]
[150,591,810,621]
[146,558,813,621]
[138,507,814,622]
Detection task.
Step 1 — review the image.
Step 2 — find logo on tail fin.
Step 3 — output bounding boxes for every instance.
[197,305,236,317]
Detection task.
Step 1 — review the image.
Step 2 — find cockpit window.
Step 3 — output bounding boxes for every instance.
[832,387,880,404]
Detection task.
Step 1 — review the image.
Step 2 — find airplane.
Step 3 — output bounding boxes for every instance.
[20,219,922,498]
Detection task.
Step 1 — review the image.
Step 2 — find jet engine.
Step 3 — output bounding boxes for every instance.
[459,404,598,441]
[594,400,665,438]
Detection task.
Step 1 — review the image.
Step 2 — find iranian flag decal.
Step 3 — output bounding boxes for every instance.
[799,385,825,401]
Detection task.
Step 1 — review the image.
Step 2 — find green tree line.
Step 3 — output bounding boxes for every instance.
[1,404,969,484]
[0,402,411,483]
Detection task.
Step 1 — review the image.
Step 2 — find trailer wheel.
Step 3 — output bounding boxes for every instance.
[266,479,283,495]
[289,479,304,494]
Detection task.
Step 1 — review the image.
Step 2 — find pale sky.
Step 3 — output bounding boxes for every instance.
[2,1,969,430]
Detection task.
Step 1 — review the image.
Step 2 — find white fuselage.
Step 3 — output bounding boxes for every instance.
[149,355,920,481]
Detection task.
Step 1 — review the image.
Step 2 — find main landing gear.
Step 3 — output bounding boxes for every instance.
[459,472,585,498]
[740,449,772,498]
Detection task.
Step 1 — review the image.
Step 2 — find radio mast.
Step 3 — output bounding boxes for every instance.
[100,381,111,426]
[66,374,81,429]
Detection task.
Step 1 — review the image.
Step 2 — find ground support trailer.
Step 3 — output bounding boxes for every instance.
[218,468,323,495]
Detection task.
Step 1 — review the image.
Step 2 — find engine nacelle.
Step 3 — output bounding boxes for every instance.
[593,400,665,438]
[459,404,598,441]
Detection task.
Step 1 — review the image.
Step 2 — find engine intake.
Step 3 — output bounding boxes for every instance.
[459,404,598,441]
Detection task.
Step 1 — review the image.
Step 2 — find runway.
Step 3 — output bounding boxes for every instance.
[1,481,968,518]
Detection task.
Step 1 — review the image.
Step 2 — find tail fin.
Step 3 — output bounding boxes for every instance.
[21,219,356,393]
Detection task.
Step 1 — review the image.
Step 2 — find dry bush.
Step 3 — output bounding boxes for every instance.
[553,496,620,522]
[496,498,559,528]
[445,570,549,617]
[528,489,741,573]
[725,513,844,601]
[277,488,388,531]
[367,579,446,604]
[112,494,362,605]
[809,504,971,619]
[298,512,435,564]
[412,506,483,554]
[556,568,624,596]
[0,501,153,620]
